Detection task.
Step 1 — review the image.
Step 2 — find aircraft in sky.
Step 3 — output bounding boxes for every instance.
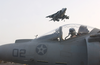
[46,8,69,21]
[0,24,100,65]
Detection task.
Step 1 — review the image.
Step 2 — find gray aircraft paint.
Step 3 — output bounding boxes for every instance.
[0,24,100,65]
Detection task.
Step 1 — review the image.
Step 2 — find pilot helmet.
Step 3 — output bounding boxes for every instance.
[69,28,75,33]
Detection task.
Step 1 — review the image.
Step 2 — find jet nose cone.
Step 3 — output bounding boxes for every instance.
[0,44,13,61]
[0,45,4,60]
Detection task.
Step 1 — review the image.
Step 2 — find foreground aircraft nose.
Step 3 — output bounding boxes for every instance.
[0,44,13,61]
[0,44,21,61]
[0,42,35,64]
[0,46,3,59]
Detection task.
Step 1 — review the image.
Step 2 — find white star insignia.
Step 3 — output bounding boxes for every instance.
[37,45,46,54]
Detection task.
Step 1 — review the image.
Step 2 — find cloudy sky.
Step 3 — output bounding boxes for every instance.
[0,0,100,45]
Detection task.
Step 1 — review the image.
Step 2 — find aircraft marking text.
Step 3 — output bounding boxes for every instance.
[36,44,47,55]
[12,49,26,58]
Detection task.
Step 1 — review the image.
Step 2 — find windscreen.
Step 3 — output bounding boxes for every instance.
[37,28,60,40]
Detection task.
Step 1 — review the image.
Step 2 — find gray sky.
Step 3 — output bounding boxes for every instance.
[0,0,100,45]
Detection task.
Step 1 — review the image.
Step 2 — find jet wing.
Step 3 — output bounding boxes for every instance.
[46,14,55,18]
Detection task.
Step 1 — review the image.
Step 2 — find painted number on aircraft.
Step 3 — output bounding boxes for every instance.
[20,49,26,57]
[12,49,18,57]
[12,49,26,58]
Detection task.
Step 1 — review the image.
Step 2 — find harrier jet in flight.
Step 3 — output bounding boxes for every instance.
[46,8,69,21]
[0,24,100,65]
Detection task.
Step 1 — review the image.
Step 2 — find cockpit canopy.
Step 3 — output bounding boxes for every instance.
[37,24,94,41]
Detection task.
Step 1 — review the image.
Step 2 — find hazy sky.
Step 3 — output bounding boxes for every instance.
[0,0,100,45]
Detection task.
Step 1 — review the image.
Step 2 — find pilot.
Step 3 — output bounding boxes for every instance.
[65,28,76,40]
